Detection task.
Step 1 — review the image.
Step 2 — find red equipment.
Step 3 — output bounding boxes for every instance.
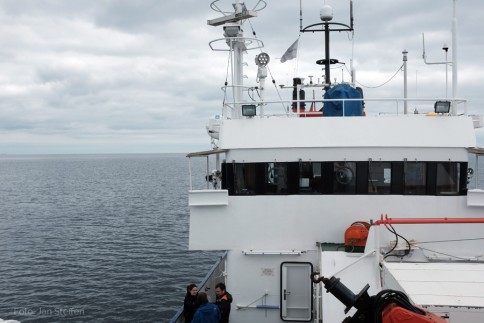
[344,221,371,252]
[310,273,447,323]
[382,303,446,323]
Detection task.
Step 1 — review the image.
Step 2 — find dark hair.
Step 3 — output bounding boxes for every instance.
[215,282,226,291]
[186,284,197,294]
[197,292,208,305]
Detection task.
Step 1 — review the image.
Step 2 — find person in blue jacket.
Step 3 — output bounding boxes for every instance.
[192,292,220,323]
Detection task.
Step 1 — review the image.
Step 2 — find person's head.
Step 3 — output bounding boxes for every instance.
[186,284,198,296]
[215,282,226,297]
[197,292,208,305]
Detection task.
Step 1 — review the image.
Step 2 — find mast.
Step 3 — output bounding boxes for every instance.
[207,1,258,119]
[421,0,458,115]
[233,0,244,119]
[300,2,354,88]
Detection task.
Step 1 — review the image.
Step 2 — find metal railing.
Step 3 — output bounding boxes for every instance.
[220,97,467,119]
[169,251,228,323]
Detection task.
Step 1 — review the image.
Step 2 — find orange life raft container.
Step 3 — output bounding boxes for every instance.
[344,221,371,253]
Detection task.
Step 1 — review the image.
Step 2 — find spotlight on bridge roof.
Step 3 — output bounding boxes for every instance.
[434,101,451,114]
[242,104,257,117]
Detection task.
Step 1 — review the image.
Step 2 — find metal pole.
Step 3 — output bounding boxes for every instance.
[403,50,408,115]
[374,217,484,225]
[206,156,209,189]
[324,22,331,87]
[297,83,300,114]
[216,153,220,181]
[189,157,193,190]
[444,45,449,98]
[451,0,458,115]
[476,154,479,189]
[259,67,266,117]
[233,0,244,119]
[299,0,303,31]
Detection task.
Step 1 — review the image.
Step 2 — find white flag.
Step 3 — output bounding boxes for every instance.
[280,39,299,63]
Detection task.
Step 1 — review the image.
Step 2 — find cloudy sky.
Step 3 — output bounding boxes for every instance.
[0,0,483,154]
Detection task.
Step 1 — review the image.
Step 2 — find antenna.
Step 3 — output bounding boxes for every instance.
[403,50,408,114]
[299,0,303,32]
[300,1,354,88]
[350,0,354,30]
[422,0,458,114]
[421,33,448,65]
[207,1,257,26]
[451,0,457,115]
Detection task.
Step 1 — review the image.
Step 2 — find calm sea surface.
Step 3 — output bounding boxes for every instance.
[2,154,483,323]
[0,154,221,322]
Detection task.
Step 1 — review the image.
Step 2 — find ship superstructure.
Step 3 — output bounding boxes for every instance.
[172,1,484,322]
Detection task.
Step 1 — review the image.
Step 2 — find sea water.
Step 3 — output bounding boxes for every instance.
[2,154,483,322]
[0,154,221,322]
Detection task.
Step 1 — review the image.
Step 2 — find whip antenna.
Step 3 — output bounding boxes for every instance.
[299,0,303,32]
[350,0,354,30]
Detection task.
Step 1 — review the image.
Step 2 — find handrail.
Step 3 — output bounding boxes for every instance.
[235,292,272,310]
[223,97,468,105]
[209,37,264,51]
[328,249,376,277]
[220,97,468,118]
[169,251,228,323]
[373,214,484,226]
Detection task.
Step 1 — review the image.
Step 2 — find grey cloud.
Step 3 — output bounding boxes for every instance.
[0,0,483,154]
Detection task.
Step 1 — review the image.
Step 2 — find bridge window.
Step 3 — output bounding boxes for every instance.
[436,162,461,195]
[266,163,289,194]
[233,163,257,195]
[333,162,356,194]
[368,162,392,194]
[299,162,324,194]
[404,162,427,195]
[222,160,467,196]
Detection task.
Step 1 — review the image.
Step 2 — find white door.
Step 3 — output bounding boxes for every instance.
[281,262,313,321]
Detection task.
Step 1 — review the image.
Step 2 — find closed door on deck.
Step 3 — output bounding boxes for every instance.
[280,262,313,321]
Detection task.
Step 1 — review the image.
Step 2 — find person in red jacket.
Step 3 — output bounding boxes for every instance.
[214,283,233,323]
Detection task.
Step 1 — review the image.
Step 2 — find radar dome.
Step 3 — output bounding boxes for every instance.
[320,5,333,21]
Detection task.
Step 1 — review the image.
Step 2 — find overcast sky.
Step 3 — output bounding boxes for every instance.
[0,0,483,154]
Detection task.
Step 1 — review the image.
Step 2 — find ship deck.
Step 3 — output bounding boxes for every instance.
[383,262,484,308]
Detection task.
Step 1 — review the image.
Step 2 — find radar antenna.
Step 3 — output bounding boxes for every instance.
[210,0,266,15]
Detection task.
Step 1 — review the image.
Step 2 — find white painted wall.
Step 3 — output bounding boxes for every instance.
[189,195,482,251]
[219,116,476,150]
